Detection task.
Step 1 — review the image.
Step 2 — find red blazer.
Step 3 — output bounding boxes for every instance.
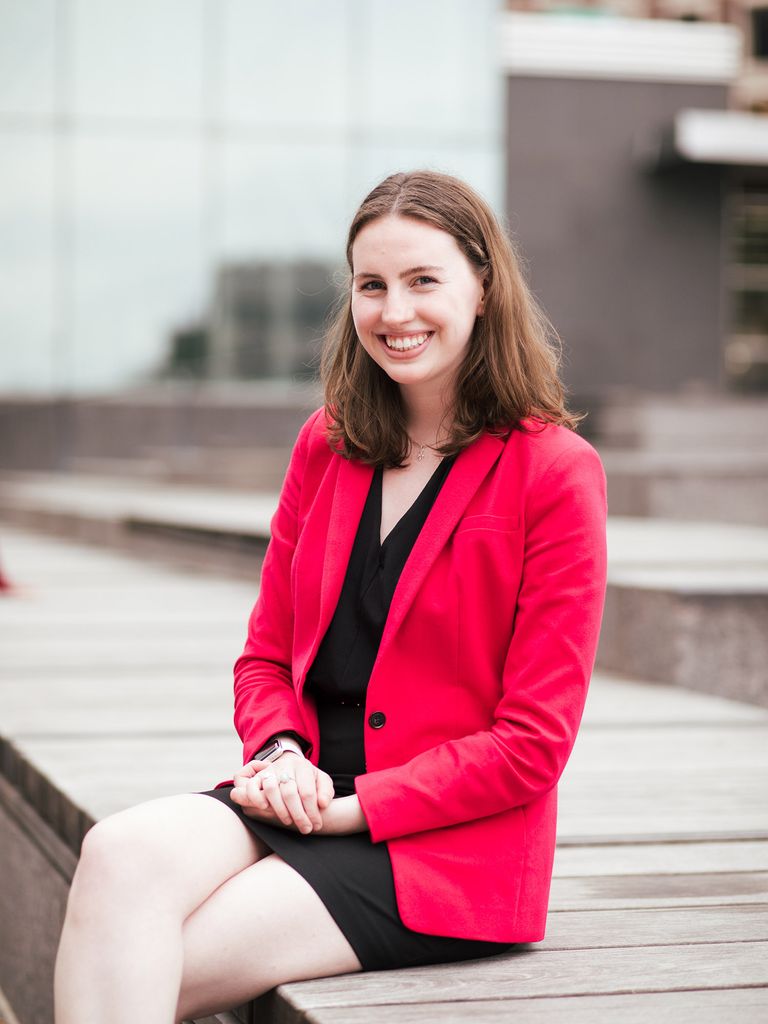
[231,408,607,942]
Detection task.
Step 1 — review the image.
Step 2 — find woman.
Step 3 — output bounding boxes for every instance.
[54,170,607,1022]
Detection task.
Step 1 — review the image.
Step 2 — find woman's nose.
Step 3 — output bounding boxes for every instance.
[380,289,414,326]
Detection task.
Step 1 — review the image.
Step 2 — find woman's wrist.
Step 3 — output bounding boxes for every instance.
[252,735,304,762]
[318,795,367,836]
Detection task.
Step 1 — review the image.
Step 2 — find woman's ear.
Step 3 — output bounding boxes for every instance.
[476,278,488,317]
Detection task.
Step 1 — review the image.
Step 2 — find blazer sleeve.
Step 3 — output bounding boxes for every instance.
[354,441,608,842]
[232,409,324,763]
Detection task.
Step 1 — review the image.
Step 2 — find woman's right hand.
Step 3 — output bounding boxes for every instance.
[230,754,335,834]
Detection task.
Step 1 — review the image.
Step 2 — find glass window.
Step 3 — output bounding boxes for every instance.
[0,0,57,116]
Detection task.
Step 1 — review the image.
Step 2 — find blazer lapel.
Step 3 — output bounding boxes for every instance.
[378,431,505,655]
[299,455,374,687]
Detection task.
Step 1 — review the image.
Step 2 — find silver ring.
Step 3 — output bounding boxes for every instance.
[278,771,293,784]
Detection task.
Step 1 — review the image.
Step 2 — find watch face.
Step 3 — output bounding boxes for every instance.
[257,742,281,762]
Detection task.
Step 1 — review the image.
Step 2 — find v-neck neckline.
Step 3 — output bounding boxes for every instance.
[376,456,455,550]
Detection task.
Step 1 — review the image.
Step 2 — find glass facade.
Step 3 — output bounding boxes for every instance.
[0,0,503,393]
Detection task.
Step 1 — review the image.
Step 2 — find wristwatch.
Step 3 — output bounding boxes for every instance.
[253,737,303,763]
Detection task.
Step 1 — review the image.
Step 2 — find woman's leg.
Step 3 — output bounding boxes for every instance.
[176,853,362,1022]
[54,793,268,1024]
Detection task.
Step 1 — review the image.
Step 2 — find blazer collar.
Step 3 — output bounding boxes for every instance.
[314,431,505,669]
[379,430,505,653]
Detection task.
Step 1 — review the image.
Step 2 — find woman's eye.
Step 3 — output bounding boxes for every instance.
[360,280,384,291]
[414,275,436,286]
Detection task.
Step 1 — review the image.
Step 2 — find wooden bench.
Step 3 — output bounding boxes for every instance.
[1,525,768,1023]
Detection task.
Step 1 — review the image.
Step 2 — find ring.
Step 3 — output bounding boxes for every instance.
[278,771,293,784]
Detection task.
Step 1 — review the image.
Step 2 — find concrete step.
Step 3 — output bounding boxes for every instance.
[67,445,293,491]
[602,517,768,706]
[0,471,274,578]
[594,393,768,452]
[600,448,768,527]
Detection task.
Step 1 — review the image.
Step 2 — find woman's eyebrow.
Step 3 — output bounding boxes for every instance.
[353,265,445,281]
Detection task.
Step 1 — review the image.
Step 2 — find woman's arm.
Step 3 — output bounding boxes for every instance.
[232,410,325,763]
[355,441,608,843]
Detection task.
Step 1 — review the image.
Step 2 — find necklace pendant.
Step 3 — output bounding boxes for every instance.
[416,444,426,462]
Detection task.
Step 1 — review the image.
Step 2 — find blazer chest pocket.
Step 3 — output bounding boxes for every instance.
[454,509,528,602]
[455,514,520,535]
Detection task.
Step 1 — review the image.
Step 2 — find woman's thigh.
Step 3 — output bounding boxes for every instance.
[70,793,268,920]
[176,853,362,1022]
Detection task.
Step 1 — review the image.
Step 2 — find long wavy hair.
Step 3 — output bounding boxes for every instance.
[321,170,580,466]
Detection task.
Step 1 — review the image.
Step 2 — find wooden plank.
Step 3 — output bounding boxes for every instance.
[553,839,768,875]
[566,725,768,771]
[13,734,241,821]
[550,871,768,910]
[542,904,768,949]
[0,674,234,738]
[297,988,768,1024]
[0,630,244,673]
[558,785,768,843]
[585,673,768,725]
[280,942,768,1011]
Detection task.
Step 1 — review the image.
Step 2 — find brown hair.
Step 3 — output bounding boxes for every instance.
[321,170,580,465]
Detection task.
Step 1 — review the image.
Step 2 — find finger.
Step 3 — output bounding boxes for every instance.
[316,770,335,810]
[240,804,277,822]
[230,786,247,807]
[232,765,257,788]
[292,761,322,828]
[259,771,292,826]
[237,775,269,810]
[277,777,314,834]
[233,758,269,787]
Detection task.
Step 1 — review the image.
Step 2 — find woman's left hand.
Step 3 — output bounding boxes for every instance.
[230,754,334,834]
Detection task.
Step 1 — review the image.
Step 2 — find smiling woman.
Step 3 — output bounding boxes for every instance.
[350,217,485,399]
[53,171,607,1023]
[322,170,580,468]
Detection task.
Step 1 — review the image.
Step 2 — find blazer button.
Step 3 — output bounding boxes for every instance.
[368,711,386,729]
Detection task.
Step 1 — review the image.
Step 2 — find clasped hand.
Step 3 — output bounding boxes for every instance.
[230,752,334,834]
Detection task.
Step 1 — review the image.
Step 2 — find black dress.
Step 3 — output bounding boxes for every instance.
[201,457,513,970]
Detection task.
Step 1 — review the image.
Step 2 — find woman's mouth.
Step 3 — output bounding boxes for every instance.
[380,332,433,352]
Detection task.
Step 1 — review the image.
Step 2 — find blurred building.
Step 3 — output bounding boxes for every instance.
[502,2,768,398]
[0,0,502,395]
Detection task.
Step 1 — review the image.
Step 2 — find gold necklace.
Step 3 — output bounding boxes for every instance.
[409,437,440,462]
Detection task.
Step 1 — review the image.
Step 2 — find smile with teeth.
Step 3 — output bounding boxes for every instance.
[382,332,432,352]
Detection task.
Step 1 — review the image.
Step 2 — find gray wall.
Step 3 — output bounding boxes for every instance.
[505,76,727,402]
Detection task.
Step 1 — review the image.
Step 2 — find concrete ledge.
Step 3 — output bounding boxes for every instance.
[599,584,768,706]
[601,517,768,705]
[601,448,768,526]
[595,394,768,452]
[0,386,320,473]
[0,472,273,579]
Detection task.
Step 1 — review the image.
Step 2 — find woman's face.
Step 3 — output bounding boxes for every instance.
[350,215,485,403]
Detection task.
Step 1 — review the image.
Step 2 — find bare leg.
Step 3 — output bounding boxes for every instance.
[176,854,362,1022]
[54,793,267,1024]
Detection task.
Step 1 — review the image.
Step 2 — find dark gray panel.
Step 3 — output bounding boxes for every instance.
[505,76,727,399]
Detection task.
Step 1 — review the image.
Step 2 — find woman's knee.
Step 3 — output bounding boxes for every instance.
[72,798,196,903]
[69,794,264,918]
[71,813,159,908]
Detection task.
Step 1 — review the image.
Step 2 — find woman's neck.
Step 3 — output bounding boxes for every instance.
[400,385,454,447]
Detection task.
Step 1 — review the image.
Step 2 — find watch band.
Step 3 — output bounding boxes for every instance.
[253,737,303,763]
